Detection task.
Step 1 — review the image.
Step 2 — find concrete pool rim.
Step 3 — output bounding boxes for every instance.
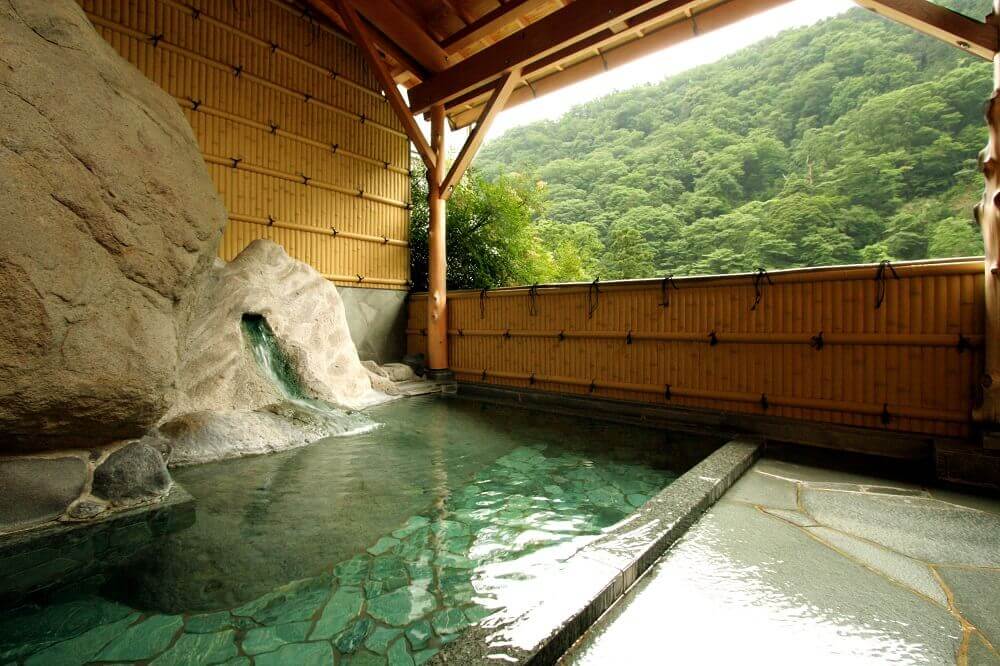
[430,434,761,665]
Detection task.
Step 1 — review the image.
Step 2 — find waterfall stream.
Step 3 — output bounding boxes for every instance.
[240,313,378,435]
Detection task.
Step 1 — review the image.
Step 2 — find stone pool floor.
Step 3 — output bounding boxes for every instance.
[0,442,676,666]
[562,457,1000,665]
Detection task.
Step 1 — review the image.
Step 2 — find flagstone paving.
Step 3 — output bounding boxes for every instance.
[0,442,676,665]
[563,458,1000,665]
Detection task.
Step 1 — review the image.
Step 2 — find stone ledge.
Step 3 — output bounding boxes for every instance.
[457,383,936,461]
[430,438,761,666]
[0,486,195,606]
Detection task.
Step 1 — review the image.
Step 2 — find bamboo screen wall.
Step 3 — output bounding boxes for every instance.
[80,0,410,289]
[408,259,986,438]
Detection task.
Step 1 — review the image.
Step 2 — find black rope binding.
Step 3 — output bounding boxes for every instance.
[149,33,165,48]
[232,64,244,78]
[957,334,971,354]
[874,260,899,309]
[331,144,340,154]
[557,330,566,342]
[302,93,313,103]
[356,274,364,283]
[589,379,597,394]
[266,215,276,227]
[708,331,718,347]
[659,275,679,308]
[587,278,601,319]
[529,372,536,386]
[329,70,339,80]
[760,393,769,411]
[188,98,202,112]
[479,287,489,319]
[229,157,242,169]
[664,384,672,401]
[300,174,311,186]
[269,42,279,54]
[268,121,279,135]
[528,283,540,316]
[626,330,633,345]
[457,328,464,337]
[810,331,825,351]
[190,6,201,20]
[502,329,512,340]
[750,267,773,311]
[881,403,891,425]
[331,227,339,237]
[481,369,488,381]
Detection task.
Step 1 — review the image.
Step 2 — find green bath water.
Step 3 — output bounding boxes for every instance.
[0,397,718,665]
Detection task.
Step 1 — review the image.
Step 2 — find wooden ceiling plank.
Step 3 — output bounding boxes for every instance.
[441,0,477,25]
[854,0,997,60]
[441,0,554,53]
[332,0,437,170]
[442,69,520,196]
[409,0,682,113]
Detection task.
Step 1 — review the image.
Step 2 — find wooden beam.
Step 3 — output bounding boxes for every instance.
[446,0,790,127]
[854,0,997,60]
[332,0,436,171]
[313,0,451,73]
[441,70,520,197]
[441,0,554,53]
[427,105,449,372]
[973,2,1000,423]
[365,19,430,82]
[408,0,677,114]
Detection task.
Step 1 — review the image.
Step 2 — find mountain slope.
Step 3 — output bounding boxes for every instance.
[476,2,990,279]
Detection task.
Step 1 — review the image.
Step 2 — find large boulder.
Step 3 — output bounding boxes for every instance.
[0,0,226,450]
[169,239,394,419]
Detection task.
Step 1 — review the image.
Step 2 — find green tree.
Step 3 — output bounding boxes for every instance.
[409,165,549,290]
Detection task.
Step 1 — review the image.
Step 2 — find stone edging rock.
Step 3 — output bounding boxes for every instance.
[0,440,172,536]
[429,438,762,666]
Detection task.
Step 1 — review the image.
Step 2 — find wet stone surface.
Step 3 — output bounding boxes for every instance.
[0,399,684,666]
[563,458,1000,665]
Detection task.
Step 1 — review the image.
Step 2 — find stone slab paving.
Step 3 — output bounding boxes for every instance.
[562,458,1000,665]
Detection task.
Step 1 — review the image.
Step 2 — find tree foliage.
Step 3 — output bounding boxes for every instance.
[461,2,989,283]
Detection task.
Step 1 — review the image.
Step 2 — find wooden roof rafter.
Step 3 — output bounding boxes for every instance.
[331,0,438,170]
[854,0,999,60]
[440,0,559,53]
[442,0,774,126]
[407,0,689,114]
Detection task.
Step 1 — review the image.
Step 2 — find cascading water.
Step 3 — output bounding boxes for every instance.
[240,313,378,436]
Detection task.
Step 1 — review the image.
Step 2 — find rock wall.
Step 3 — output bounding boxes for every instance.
[0,1,421,541]
[0,0,227,450]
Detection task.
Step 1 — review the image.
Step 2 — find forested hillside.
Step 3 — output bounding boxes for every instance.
[468,1,990,282]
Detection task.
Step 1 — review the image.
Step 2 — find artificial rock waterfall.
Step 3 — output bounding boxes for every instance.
[0,0,411,537]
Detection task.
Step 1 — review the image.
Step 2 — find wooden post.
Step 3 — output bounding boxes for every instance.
[427,104,449,374]
[976,2,1000,423]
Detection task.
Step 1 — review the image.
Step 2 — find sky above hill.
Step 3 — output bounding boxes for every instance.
[481,0,854,142]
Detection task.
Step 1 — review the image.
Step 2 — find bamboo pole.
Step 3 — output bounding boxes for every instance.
[976,2,1000,423]
[427,104,449,373]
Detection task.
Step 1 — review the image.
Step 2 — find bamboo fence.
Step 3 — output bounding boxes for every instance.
[80,0,411,289]
[408,259,986,437]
